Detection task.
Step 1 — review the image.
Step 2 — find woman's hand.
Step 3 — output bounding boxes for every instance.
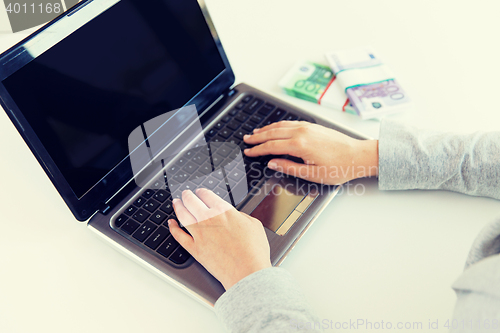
[243,121,379,185]
[168,188,271,290]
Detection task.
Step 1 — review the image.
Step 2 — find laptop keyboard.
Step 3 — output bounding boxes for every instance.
[112,93,312,266]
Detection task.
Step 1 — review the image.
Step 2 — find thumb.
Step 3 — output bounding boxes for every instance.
[168,219,195,254]
[266,158,320,182]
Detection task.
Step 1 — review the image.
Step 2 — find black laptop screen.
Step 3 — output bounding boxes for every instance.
[2,0,226,198]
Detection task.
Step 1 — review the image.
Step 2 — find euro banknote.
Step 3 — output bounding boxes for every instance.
[346,79,411,119]
[279,61,357,115]
[325,47,411,119]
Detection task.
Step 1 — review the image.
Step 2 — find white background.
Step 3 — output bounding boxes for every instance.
[1,0,500,332]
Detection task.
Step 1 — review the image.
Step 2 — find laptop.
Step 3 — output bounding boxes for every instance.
[0,0,367,307]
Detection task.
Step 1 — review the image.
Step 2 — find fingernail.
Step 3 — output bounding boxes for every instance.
[253,128,261,133]
[244,149,250,154]
[243,134,251,140]
[168,219,173,226]
[268,161,277,169]
[196,188,204,194]
[172,198,180,205]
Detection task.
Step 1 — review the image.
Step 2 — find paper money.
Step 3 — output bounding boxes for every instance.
[279,61,357,115]
[325,47,411,119]
[346,79,411,119]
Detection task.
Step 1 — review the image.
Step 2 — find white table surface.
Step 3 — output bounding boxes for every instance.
[1,1,500,332]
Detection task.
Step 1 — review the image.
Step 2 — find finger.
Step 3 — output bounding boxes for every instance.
[244,140,300,157]
[267,158,323,183]
[243,127,294,145]
[168,219,195,253]
[181,190,210,221]
[195,188,233,211]
[253,120,305,133]
[172,198,198,227]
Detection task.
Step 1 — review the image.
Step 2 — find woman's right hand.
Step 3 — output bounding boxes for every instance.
[243,121,379,185]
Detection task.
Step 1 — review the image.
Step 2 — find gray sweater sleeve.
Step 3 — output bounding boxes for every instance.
[378,119,500,200]
[214,267,321,332]
[379,119,500,331]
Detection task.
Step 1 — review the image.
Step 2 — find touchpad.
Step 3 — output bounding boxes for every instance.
[250,179,308,235]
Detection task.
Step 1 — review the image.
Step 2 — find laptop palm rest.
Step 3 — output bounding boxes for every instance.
[249,177,312,236]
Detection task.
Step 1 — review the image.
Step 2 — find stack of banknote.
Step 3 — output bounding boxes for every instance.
[325,47,411,119]
[279,61,357,115]
[280,48,411,120]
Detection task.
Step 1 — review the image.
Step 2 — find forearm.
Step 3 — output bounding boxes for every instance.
[354,139,379,178]
[377,120,500,200]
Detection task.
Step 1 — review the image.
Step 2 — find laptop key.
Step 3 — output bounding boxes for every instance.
[145,226,170,250]
[243,98,263,114]
[124,205,137,216]
[153,190,168,203]
[216,145,231,157]
[183,161,198,174]
[157,236,179,258]
[199,163,213,175]
[210,135,225,143]
[228,169,245,182]
[214,122,224,130]
[213,185,229,198]
[143,199,161,213]
[211,154,224,168]
[183,149,195,159]
[228,178,249,206]
[235,114,248,123]
[218,128,231,139]
[235,102,245,109]
[133,197,146,207]
[192,152,207,165]
[206,128,218,138]
[115,214,128,227]
[250,114,264,124]
[177,181,197,192]
[221,115,231,123]
[258,103,276,116]
[212,169,225,180]
[190,172,205,185]
[132,209,150,223]
[242,95,253,103]
[167,164,180,174]
[175,158,188,167]
[142,189,155,199]
[173,172,190,183]
[202,177,219,190]
[226,120,241,131]
[229,108,239,116]
[133,221,157,242]
[151,179,165,190]
[170,247,191,265]
[150,211,168,225]
[227,138,241,147]
[262,108,286,126]
[284,113,299,121]
[160,200,174,214]
[242,123,254,133]
[234,129,246,140]
[121,220,140,235]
